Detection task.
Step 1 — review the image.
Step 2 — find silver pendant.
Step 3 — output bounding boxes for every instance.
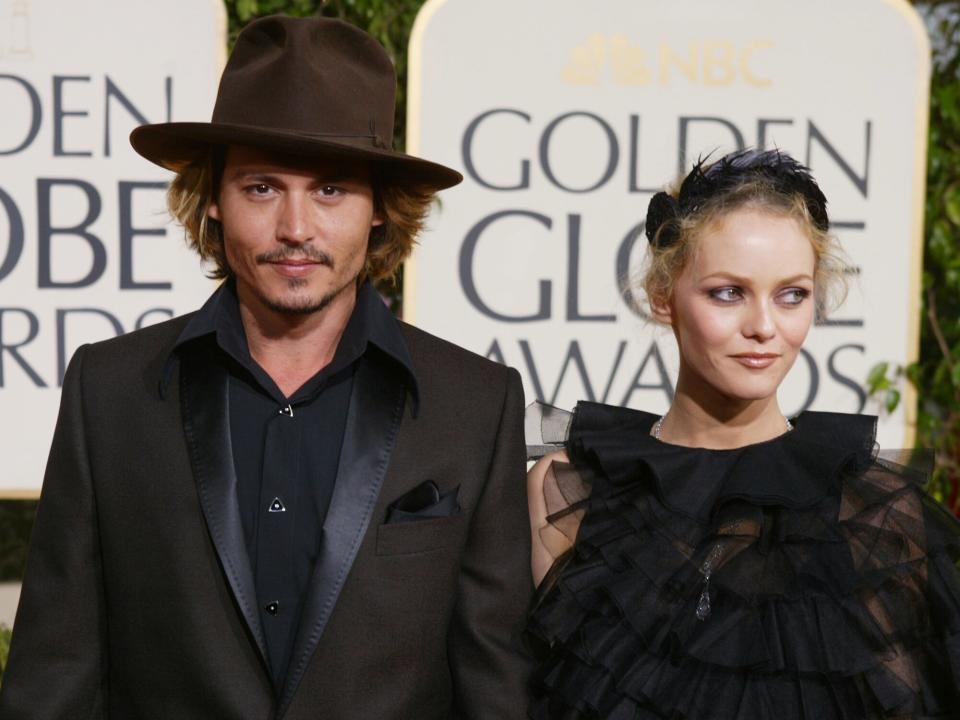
[696,544,722,621]
[695,580,712,621]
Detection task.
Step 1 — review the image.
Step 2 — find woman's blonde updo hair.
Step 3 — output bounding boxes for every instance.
[642,149,848,319]
[166,146,437,284]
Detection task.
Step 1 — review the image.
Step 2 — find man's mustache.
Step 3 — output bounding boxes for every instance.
[256,246,334,268]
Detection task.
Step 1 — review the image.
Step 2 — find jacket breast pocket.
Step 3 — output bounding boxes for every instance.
[375,512,468,556]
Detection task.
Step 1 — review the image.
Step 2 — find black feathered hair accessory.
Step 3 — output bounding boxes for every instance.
[644,148,829,248]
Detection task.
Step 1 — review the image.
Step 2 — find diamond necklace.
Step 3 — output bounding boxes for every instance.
[651,414,794,440]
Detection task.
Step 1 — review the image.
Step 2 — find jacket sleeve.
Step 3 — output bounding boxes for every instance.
[0,344,108,718]
[448,366,534,718]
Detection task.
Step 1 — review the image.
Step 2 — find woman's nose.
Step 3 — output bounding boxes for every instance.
[743,300,776,341]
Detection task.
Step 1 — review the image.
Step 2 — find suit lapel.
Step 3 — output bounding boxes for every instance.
[179,344,270,668]
[277,357,406,716]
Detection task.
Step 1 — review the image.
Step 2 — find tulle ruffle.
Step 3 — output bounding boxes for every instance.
[527,402,960,719]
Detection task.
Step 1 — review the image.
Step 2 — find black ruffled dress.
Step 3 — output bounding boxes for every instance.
[527,402,960,719]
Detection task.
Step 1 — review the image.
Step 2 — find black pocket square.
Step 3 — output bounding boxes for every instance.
[386,481,460,524]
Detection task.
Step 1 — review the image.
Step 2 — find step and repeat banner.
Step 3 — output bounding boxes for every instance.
[0,0,931,493]
[405,0,929,448]
[0,0,223,495]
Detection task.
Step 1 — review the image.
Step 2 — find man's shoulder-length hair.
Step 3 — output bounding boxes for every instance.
[166,146,438,283]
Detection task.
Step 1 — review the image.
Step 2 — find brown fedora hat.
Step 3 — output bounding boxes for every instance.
[130,15,461,190]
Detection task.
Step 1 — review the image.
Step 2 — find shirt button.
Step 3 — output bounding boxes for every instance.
[265,601,279,616]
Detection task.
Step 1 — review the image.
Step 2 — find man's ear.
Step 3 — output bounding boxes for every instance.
[207,200,222,222]
[371,208,385,228]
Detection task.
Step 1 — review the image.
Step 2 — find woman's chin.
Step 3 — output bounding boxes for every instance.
[710,378,783,405]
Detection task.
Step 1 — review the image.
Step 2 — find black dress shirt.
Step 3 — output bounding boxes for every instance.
[168,280,417,691]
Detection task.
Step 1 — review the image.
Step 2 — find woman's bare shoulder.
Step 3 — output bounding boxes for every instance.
[528,450,573,587]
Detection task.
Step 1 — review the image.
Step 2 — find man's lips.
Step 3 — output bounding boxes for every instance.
[267,258,324,276]
[257,247,334,268]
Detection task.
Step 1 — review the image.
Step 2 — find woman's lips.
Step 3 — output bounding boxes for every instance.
[730,353,780,369]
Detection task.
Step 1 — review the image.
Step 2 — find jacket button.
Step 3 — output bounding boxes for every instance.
[265,601,279,616]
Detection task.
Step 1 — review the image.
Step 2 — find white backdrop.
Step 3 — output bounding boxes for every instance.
[406,0,929,449]
[0,0,224,494]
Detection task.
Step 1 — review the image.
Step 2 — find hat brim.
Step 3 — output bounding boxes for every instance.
[130,122,463,191]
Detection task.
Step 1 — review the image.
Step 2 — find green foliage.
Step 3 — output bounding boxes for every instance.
[0,624,9,687]
[866,362,904,416]
[916,2,960,513]
[872,3,960,514]
[0,501,36,582]
[0,502,32,684]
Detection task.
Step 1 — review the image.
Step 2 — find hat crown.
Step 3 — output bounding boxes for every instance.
[211,15,396,148]
[128,14,462,190]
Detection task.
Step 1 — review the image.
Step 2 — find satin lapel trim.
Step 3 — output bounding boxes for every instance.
[180,346,269,667]
[277,358,406,716]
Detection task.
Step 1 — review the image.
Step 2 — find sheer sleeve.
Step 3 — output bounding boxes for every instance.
[839,449,960,707]
[526,403,592,560]
[525,402,572,461]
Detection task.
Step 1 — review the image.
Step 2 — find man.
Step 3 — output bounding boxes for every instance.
[0,15,532,719]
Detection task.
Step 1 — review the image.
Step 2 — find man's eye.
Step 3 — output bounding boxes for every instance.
[247,183,272,195]
[319,185,342,197]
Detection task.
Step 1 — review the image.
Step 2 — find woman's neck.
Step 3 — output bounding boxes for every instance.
[656,378,791,450]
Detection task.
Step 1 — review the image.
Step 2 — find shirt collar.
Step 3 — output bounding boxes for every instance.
[160,279,419,412]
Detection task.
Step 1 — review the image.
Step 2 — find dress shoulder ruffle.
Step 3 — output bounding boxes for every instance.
[526,402,960,719]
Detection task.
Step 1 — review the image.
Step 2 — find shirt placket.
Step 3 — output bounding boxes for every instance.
[256,401,303,677]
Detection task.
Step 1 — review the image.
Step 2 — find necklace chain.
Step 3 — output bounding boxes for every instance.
[651,414,794,440]
[647,412,793,622]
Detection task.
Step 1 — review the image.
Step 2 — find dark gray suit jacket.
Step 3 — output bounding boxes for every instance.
[0,314,533,719]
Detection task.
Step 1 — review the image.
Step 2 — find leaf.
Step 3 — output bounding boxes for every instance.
[930,221,954,265]
[885,389,902,414]
[866,362,889,391]
[905,362,921,387]
[945,184,960,226]
[235,0,259,21]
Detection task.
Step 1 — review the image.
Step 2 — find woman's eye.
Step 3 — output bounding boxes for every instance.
[709,287,742,303]
[779,288,810,305]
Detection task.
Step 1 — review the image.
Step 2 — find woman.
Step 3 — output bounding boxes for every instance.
[526,149,960,719]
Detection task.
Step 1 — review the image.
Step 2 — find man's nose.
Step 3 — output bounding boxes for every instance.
[275,193,313,244]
